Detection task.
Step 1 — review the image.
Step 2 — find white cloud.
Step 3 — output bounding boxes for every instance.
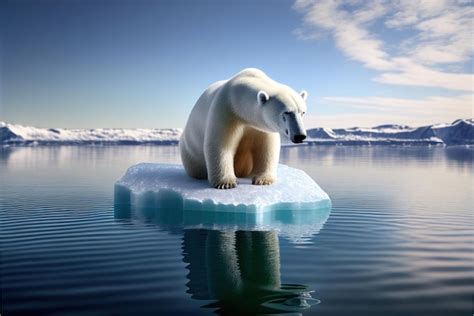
[305,94,473,128]
[323,94,472,115]
[294,0,394,70]
[409,7,474,65]
[385,0,449,28]
[375,58,473,91]
[293,0,474,91]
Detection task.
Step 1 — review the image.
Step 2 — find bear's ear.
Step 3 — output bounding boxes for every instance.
[257,90,270,105]
[300,90,308,101]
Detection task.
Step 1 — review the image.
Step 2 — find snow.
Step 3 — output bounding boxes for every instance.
[306,119,473,145]
[114,163,331,213]
[432,118,473,129]
[347,127,416,134]
[0,122,182,145]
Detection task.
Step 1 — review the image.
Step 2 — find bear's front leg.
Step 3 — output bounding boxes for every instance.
[251,132,280,186]
[206,149,238,189]
[204,116,243,189]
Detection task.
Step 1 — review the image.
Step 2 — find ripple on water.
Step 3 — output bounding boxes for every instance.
[1,146,473,316]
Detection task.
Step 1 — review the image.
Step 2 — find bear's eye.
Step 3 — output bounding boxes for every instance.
[302,112,306,116]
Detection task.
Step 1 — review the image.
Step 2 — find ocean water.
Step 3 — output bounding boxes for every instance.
[1,145,472,316]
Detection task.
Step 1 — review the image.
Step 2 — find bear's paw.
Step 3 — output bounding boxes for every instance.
[252,175,275,186]
[214,178,238,189]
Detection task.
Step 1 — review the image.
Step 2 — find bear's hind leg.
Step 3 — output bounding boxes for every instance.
[180,141,208,179]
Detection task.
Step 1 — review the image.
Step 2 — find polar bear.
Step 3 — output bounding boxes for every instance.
[179,68,308,189]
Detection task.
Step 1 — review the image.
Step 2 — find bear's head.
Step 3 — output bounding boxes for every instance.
[257,88,308,144]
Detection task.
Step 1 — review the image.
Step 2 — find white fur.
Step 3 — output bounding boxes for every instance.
[179,68,307,189]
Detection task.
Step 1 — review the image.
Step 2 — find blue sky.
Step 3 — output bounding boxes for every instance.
[1,0,472,128]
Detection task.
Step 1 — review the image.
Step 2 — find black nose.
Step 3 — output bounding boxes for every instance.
[292,134,306,143]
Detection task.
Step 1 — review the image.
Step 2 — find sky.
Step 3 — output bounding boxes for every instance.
[1,0,472,128]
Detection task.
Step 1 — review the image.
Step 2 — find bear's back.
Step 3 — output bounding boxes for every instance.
[234,68,268,80]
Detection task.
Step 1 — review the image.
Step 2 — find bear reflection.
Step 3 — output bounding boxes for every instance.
[182,229,318,315]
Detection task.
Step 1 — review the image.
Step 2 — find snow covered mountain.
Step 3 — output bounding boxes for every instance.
[0,122,182,145]
[306,119,473,145]
[1,119,472,146]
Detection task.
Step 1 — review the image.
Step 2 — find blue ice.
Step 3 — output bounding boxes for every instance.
[115,163,331,212]
[114,163,331,243]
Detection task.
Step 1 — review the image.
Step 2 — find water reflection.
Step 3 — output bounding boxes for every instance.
[182,229,318,315]
[114,198,329,314]
[1,145,472,170]
[279,145,474,170]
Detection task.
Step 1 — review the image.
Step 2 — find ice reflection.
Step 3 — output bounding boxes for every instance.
[114,196,331,314]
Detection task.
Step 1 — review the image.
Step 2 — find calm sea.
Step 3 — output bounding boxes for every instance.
[1,145,472,316]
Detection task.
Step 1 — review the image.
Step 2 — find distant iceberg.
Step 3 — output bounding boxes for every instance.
[306,119,474,145]
[0,121,181,145]
[2,119,473,146]
[114,163,331,243]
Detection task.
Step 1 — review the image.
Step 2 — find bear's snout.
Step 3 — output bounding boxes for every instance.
[284,112,306,143]
[292,134,306,143]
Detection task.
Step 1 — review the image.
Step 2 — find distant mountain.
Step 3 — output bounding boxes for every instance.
[306,119,474,146]
[1,119,472,146]
[0,122,182,145]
